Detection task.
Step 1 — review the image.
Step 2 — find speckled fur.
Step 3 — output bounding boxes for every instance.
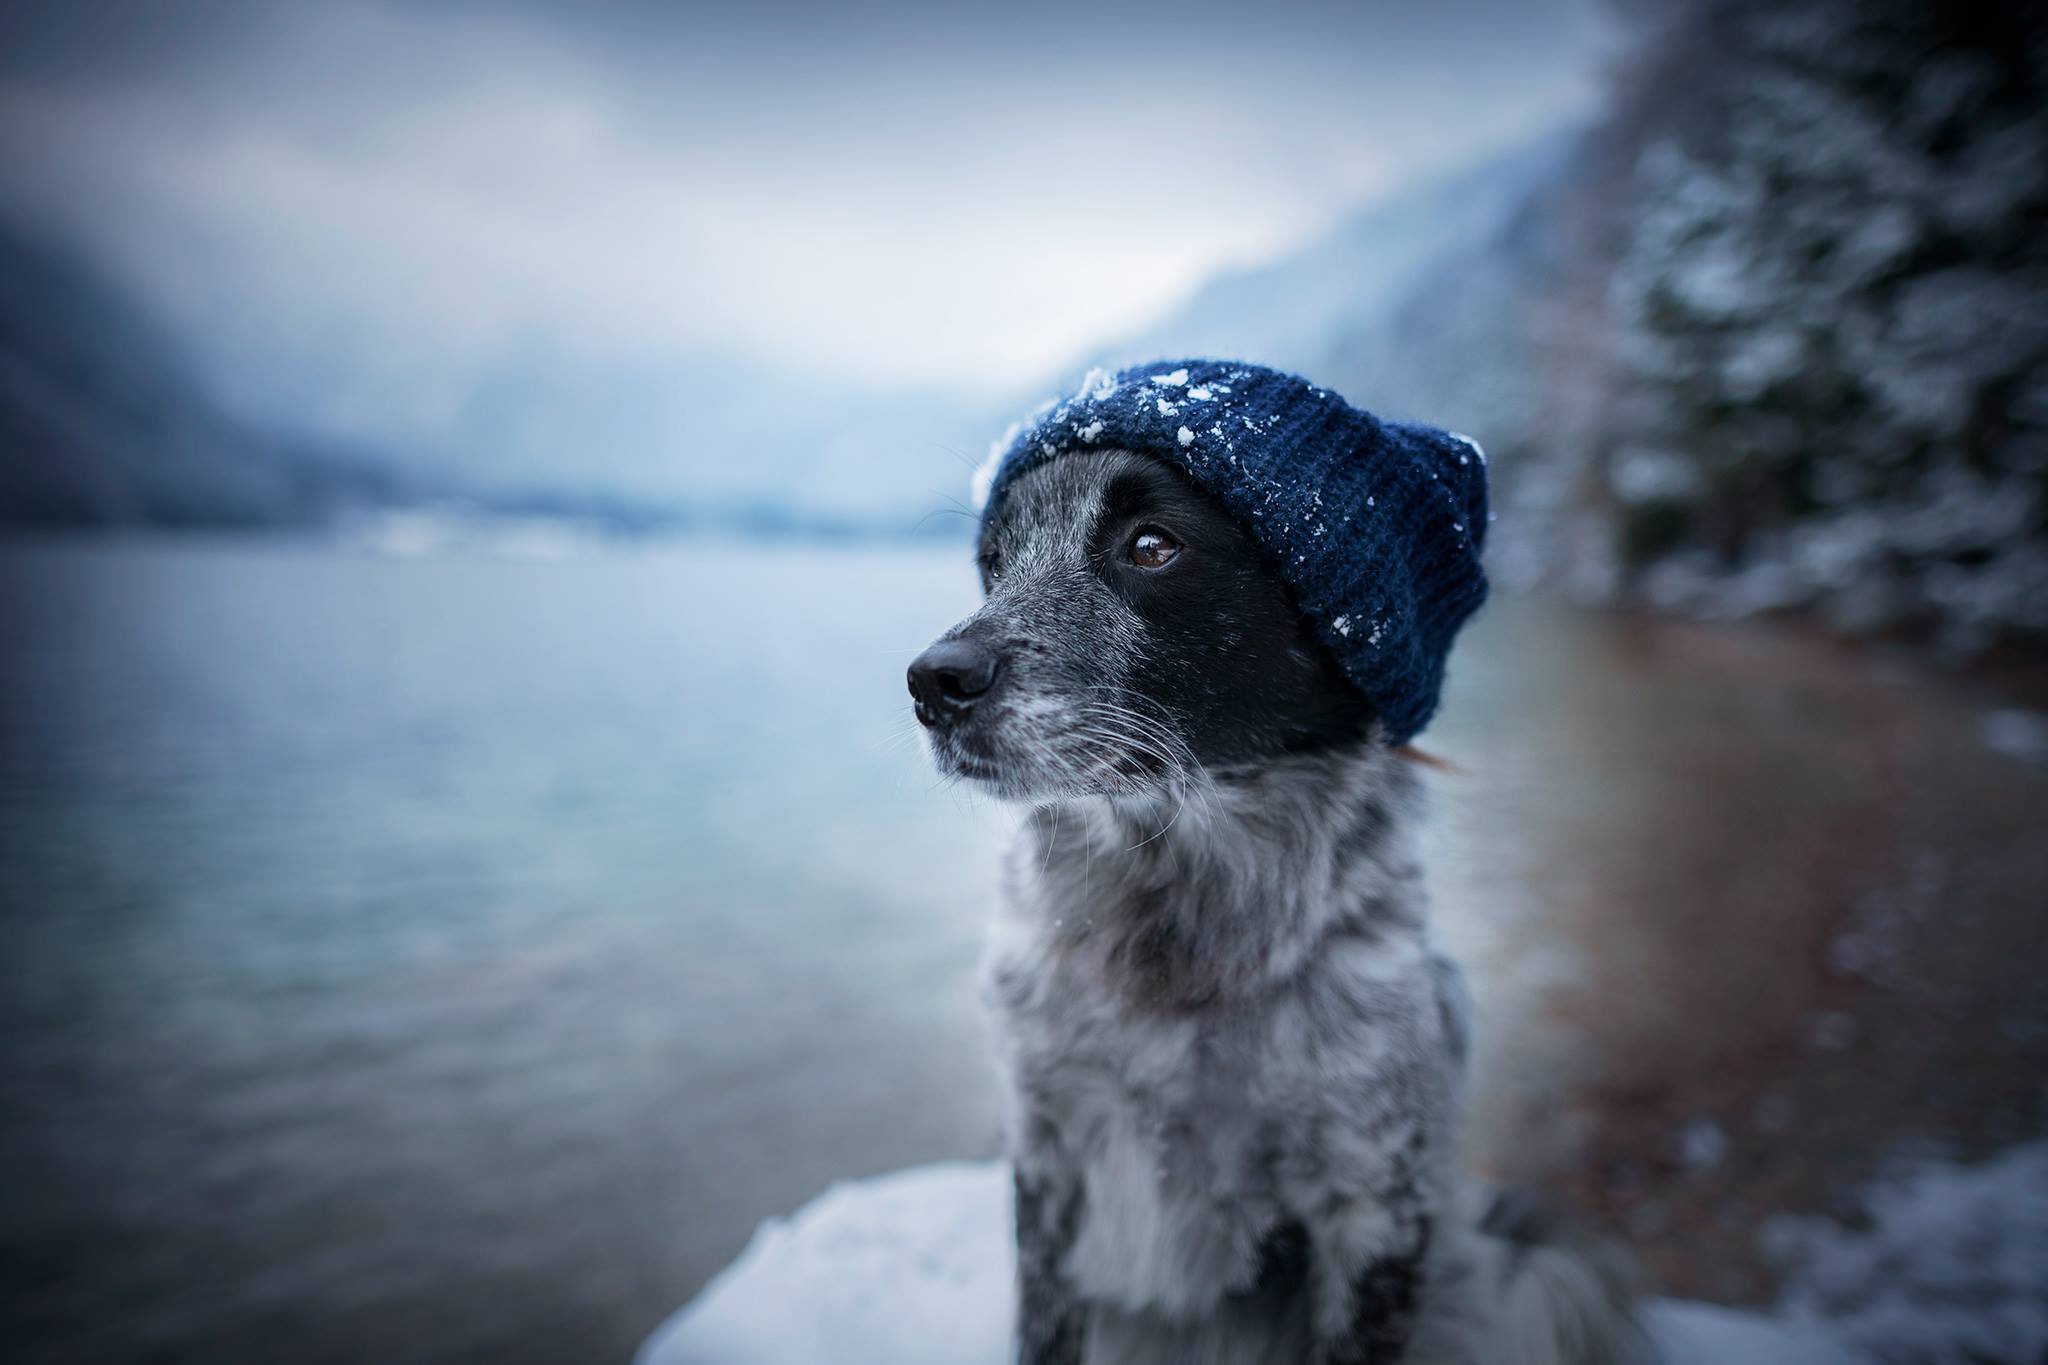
[918,450,1645,1365]
[987,746,1486,1365]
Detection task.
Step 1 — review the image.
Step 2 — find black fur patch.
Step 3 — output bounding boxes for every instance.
[1082,456,1371,765]
[1014,1171,1086,1365]
[1332,1215,1432,1365]
[1253,1219,1311,1294]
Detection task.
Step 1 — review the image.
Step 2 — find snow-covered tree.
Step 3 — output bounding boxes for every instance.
[1591,0,2048,649]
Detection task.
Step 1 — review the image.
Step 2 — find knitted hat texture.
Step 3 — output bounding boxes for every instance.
[973,359,1489,746]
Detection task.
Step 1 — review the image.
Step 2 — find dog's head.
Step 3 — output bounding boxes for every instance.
[909,449,1371,801]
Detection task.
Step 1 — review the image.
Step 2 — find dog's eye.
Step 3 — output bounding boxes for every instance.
[1128,528,1181,570]
[980,550,1003,582]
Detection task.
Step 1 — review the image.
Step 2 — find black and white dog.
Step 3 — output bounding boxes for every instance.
[910,447,1644,1364]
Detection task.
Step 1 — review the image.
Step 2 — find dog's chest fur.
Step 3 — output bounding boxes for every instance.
[981,745,1472,1326]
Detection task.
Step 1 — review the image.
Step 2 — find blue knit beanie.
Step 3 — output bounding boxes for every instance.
[973,359,1489,746]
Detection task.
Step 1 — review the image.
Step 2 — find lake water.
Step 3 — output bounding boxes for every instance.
[0,537,1013,1365]
[2,536,2041,1359]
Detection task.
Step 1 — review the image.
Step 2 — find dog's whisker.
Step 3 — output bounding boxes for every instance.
[1123,787,1188,852]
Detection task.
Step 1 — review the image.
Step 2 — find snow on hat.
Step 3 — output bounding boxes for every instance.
[973,359,1489,746]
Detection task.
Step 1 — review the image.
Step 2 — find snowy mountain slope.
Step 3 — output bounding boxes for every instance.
[1079,129,1575,382]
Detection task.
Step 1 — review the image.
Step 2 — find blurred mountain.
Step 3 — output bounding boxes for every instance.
[0,222,409,529]
[0,220,999,537]
[1083,130,1575,380]
[394,348,1002,530]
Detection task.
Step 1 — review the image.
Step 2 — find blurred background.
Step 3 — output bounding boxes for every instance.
[1,1,2044,1362]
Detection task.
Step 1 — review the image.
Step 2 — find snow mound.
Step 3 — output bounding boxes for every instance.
[633,1163,1834,1365]
[1643,1302,1854,1365]
[1767,1142,2048,1365]
[638,1162,1011,1365]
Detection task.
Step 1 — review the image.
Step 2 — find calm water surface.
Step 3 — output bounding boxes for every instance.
[0,538,1010,1364]
[2,536,2040,1358]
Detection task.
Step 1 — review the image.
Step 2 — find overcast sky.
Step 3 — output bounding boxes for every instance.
[0,0,1614,438]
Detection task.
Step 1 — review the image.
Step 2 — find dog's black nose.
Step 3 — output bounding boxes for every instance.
[908,639,999,726]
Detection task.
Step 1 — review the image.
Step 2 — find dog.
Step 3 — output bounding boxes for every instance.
[909,443,1645,1364]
